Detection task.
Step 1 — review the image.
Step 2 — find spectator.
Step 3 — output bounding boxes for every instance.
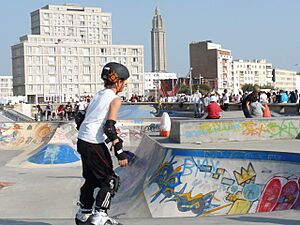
[192,90,203,118]
[206,95,222,119]
[56,104,65,120]
[222,89,230,111]
[45,102,54,121]
[250,95,265,117]
[65,102,73,120]
[34,105,44,121]
[280,90,288,103]
[242,91,258,118]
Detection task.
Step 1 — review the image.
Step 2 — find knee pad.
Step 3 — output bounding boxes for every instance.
[106,174,120,196]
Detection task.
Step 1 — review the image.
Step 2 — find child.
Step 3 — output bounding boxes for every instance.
[76,62,130,225]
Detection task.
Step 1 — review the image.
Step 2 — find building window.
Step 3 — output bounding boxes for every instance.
[83,57,90,65]
[83,75,91,82]
[48,66,56,75]
[83,48,90,56]
[49,47,56,54]
[48,75,56,83]
[83,66,90,74]
[48,56,56,65]
[132,49,138,55]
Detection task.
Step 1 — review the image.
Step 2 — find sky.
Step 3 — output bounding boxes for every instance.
[1,0,300,76]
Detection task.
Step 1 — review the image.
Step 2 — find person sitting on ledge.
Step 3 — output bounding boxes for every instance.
[206,95,222,119]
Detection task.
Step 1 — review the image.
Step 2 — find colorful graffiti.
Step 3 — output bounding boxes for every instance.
[147,156,231,216]
[183,119,300,141]
[146,153,300,217]
[0,123,54,150]
[257,176,300,212]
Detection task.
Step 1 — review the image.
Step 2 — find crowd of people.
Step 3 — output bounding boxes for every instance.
[33,89,300,121]
[33,96,91,121]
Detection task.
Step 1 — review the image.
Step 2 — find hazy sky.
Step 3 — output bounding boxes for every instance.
[1,0,300,76]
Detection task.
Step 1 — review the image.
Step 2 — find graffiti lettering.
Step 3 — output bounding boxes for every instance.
[182,157,220,178]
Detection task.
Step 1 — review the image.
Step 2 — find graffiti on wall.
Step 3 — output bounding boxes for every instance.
[146,153,300,217]
[0,123,53,149]
[257,176,300,212]
[184,120,300,140]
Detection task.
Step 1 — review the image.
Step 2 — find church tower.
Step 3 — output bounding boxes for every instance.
[151,6,167,72]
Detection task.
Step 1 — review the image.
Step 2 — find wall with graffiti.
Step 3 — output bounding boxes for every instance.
[0,123,58,151]
[144,148,300,217]
[173,118,300,143]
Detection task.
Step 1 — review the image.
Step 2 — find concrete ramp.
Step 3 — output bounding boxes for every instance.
[28,144,80,164]
[111,135,300,218]
[118,105,156,119]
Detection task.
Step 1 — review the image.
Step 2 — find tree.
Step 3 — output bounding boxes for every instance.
[192,84,211,94]
[178,84,190,95]
[241,84,260,92]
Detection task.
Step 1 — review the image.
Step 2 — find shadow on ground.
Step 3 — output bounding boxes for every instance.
[229,216,300,225]
[0,219,51,225]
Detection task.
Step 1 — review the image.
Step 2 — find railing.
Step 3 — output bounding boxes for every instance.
[2,109,35,122]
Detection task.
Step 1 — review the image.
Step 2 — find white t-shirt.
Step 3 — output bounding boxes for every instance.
[223,93,230,104]
[78,89,118,144]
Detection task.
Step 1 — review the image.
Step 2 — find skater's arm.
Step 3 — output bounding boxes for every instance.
[105,97,128,167]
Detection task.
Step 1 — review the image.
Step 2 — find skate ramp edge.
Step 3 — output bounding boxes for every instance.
[112,134,300,218]
[170,116,300,144]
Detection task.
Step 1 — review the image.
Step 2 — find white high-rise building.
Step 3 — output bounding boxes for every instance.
[232,59,273,93]
[11,4,144,103]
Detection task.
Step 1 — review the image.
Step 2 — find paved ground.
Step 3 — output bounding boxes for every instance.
[0,209,299,225]
[1,111,300,225]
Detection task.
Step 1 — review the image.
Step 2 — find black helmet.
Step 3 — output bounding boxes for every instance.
[101,62,130,83]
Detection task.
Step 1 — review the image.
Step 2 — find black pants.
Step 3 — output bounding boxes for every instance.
[77,139,114,211]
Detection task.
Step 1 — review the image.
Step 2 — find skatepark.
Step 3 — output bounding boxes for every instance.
[0,105,300,225]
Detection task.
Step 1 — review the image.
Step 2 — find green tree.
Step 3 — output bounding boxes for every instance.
[178,84,190,95]
[241,84,260,92]
[192,84,211,94]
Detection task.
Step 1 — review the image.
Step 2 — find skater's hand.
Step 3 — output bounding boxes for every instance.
[118,158,128,167]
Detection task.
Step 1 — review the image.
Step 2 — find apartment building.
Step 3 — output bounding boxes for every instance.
[189,41,233,92]
[273,68,297,91]
[232,59,273,93]
[11,4,144,103]
[0,75,13,97]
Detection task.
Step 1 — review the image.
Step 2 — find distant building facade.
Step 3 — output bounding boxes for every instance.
[0,75,13,97]
[11,4,144,103]
[273,68,297,91]
[232,59,273,93]
[151,6,167,72]
[189,41,233,92]
[144,72,177,99]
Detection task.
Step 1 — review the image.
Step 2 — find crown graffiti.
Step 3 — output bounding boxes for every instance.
[233,163,256,185]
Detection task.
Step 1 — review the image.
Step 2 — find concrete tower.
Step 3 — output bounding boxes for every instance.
[151,6,167,72]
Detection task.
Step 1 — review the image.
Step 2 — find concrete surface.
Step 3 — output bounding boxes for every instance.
[1,112,300,224]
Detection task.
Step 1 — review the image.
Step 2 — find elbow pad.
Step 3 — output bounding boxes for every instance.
[103,120,118,142]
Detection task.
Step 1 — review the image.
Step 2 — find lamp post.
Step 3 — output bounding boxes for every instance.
[55,39,62,103]
[189,67,193,96]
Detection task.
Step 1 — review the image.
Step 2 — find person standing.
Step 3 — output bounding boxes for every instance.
[75,62,130,225]
[242,91,258,118]
[222,89,230,111]
[192,90,203,118]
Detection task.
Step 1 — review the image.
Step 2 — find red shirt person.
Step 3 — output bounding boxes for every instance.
[206,96,222,119]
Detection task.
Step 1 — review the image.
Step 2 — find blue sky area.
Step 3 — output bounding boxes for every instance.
[1,0,300,76]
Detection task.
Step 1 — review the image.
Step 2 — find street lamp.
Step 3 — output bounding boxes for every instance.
[55,39,62,103]
[189,67,193,96]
